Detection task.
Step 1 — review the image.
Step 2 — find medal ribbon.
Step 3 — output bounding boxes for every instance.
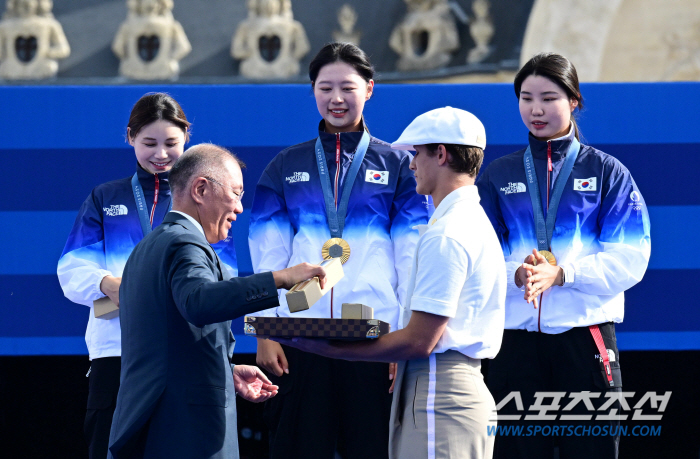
[131,173,172,237]
[314,131,370,238]
[523,138,580,251]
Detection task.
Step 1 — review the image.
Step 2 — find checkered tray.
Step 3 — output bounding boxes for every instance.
[244,316,391,340]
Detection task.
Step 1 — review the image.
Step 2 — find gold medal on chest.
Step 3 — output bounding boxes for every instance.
[535,250,557,266]
[322,238,351,264]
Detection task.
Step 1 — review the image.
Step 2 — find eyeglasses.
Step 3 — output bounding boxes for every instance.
[204,176,244,203]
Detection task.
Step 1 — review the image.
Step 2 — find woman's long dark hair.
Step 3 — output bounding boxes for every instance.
[514,53,583,140]
[309,42,375,83]
[127,92,190,142]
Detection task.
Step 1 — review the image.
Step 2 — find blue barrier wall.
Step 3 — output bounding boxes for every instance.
[1,83,699,354]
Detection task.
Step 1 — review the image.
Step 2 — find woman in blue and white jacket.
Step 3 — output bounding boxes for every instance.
[57,93,237,459]
[249,43,430,459]
[476,53,651,459]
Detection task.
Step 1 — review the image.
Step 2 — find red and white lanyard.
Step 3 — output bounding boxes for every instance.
[150,173,160,227]
[329,134,342,318]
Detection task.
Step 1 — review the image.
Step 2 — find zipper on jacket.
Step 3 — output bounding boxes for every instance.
[538,141,553,332]
[150,173,160,227]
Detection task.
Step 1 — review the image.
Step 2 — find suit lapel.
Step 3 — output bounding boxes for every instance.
[213,251,231,281]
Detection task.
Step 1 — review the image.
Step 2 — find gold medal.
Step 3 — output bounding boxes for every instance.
[322,238,351,264]
[534,250,557,266]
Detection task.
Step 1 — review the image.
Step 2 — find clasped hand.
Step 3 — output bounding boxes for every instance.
[516,249,563,308]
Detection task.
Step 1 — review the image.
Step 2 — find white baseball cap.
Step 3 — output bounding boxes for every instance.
[391,106,486,151]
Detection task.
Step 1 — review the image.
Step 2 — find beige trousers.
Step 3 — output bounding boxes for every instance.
[389,351,496,459]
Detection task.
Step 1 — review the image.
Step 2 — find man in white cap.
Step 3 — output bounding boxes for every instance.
[272,106,506,459]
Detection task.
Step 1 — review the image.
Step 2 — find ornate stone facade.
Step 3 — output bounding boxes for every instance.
[111,0,191,80]
[231,0,310,79]
[0,0,70,80]
[600,0,700,82]
[520,0,700,82]
[663,21,700,81]
[4,0,695,83]
[389,0,459,71]
[520,0,622,82]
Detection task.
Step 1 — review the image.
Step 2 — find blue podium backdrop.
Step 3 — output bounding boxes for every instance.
[1,83,698,355]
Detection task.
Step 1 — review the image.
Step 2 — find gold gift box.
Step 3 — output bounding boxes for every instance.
[285,257,344,313]
[341,303,374,319]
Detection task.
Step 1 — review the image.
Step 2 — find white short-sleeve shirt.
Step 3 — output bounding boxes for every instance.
[400,185,506,359]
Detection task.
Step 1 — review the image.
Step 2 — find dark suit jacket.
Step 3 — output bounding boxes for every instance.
[108,212,278,459]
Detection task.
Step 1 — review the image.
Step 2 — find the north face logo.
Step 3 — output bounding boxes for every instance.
[104,205,128,216]
[285,172,310,184]
[500,182,526,195]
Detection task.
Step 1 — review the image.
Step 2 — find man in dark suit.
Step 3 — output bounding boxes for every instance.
[108,144,326,459]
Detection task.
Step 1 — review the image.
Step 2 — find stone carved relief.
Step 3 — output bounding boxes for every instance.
[231,0,310,79]
[389,0,459,71]
[467,0,493,64]
[333,4,360,45]
[523,0,700,82]
[598,0,700,82]
[0,0,70,80]
[520,0,622,81]
[663,23,700,81]
[112,0,191,80]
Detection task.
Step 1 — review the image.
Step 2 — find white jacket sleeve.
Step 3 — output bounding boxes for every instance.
[248,167,294,317]
[564,162,651,296]
[57,193,111,307]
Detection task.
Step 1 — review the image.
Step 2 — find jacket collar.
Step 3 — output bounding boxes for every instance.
[163,211,208,242]
[527,123,576,161]
[317,120,367,161]
[136,163,171,192]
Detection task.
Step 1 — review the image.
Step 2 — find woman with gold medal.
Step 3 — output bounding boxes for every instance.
[248,43,430,459]
[476,53,651,459]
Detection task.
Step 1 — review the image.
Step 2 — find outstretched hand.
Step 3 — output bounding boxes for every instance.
[233,365,279,403]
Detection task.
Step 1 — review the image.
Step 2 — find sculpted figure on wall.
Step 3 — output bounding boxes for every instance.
[231,0,310,79]
[112,0,191,80]
[662,22,700,81]
[389,0,459,71]
[0,0,70,80]
[333,4,360,46]
[467,0,494,64]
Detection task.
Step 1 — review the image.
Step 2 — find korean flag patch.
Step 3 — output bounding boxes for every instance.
[574,177,597,191]
[365,170,389,185]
